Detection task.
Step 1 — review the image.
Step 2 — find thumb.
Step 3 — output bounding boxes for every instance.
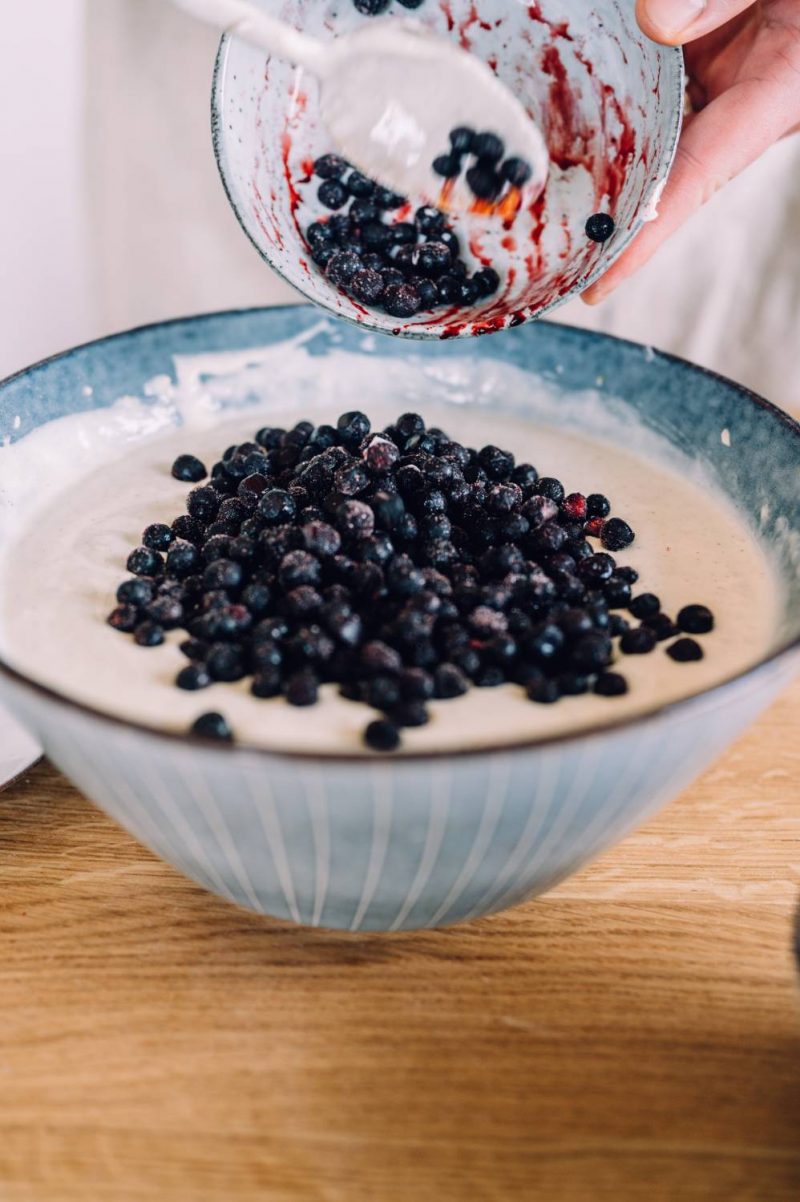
[636,0,754,44]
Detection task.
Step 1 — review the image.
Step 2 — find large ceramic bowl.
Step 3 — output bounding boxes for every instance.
[0,309,797,931]
[212,0,682,337]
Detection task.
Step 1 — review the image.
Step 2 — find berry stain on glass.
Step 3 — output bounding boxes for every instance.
[109,412,716,754]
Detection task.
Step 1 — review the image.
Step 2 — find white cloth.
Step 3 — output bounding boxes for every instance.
[86,0,800,412]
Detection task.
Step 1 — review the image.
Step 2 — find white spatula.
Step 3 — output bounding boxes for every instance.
[173,0,549,212]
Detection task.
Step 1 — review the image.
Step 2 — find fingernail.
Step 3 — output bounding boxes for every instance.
[581,282,613,306]
[642,0,706,37]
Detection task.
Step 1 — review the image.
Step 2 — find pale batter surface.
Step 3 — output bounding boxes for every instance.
[0,372,779,755]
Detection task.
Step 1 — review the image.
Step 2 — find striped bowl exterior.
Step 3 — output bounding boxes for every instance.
[1,656,793,931]
[2,308,798,930]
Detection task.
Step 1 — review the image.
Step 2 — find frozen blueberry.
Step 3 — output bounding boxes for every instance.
[677,604,715,635]
[327,250,363,288]
[601,518,635,551]
[337,410,371,447]
[371,490,406,531]
[336,500,375,538]
[434,663,469,699]
[207,644,245,683]
[466,164,502,200]
[388,222,417,248]
[302,521,341,558]
[528,678,561,704]
[259,489,296,524]
[349,198,379,225]
[362,224,393,254]
[186,486,220,523]
[286,670,319,707]
[318,180,349,210]
[390,700,430,728]
[167,540,201,578]
[307,221,334,249]
[361,640,403,676]
[326,214,352,243]
[629,593,661,619]
[501,156,533,186]
[364,719,401,752]
[399,668,434,702]
[172,454,207,483]
[145,596,183,629]
[143,523,174,551]
[314,154,348,179]
[134,621,165,648]
[204,558,244,591]
[363,435,400,473]
[375,187,406,210]
[413,241,452,277]
[411,278,439,308]
[252,670,282,699]
[350,268,385,304]
[587,493,611,518]
[619,627,657,655]
[172,515,204,544]
[190,712,233,742]
[311,243,335,269]
[346,170,375,197]
[279,550,322,590]
[536,477,565,503]
[643,613,679,641]
[107,604,139,632]
[667,637,704,662]
[586,213,615,243]
[415,206,446,236]
[615,566,639,584]
[473,267,501,297]
[449,126,476,153]
[578,553,615,585]
[116,578,155,607]
[383,283,422,318]
[127,546,163,577]
[604,576,633,608]
[594,672,628,697]
[437,274,462,303]
[176,664,212,691]
[473,131,505,161]
[433,152,462,178]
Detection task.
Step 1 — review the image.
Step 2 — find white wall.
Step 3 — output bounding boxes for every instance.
[0,0,95,377]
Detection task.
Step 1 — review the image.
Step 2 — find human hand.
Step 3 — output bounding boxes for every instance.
[582,0,800,304]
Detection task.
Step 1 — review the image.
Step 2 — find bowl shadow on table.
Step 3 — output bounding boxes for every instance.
[4,771,800,1201]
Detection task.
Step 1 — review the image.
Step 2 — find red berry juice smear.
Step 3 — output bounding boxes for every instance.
[252,0,650,336]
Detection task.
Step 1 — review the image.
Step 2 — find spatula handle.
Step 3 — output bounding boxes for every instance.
[172,0,328,75]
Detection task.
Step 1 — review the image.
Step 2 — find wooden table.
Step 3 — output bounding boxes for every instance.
[1,682,798,1202]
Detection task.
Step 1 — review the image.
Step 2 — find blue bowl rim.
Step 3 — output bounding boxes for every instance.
[210,12,685,339]
[0,304,797,764]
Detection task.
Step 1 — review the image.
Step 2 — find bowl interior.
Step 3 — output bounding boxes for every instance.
[212,0,682,339]
[1,310,798,693]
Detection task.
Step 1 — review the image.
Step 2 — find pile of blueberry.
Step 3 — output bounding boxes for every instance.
[433,126,533,202]
[307,156,500,317]
[107,412,714,752]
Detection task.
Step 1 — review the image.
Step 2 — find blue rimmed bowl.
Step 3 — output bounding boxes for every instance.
[212,0,683,338]
[0,308,797,930]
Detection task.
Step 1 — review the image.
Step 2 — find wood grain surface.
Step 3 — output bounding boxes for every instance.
[1,680,798,1202]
